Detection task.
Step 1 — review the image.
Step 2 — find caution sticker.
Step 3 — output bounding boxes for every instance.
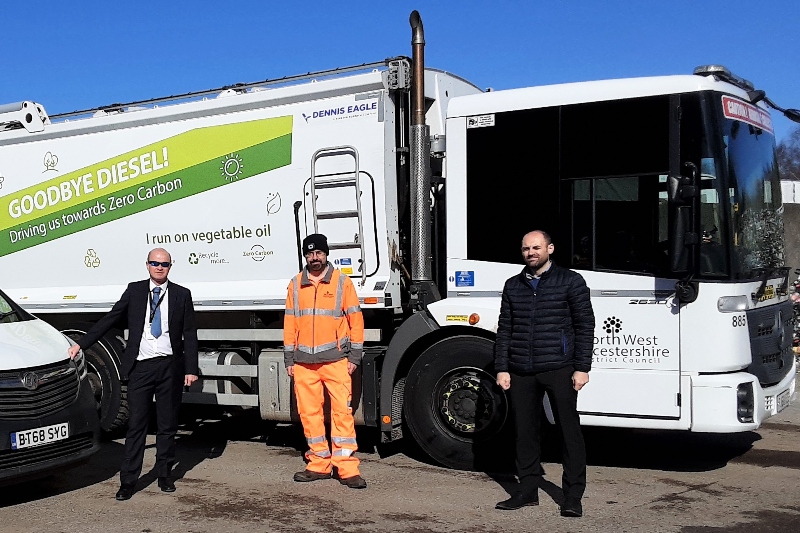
[466,114,495,129]
[721,95,773,134]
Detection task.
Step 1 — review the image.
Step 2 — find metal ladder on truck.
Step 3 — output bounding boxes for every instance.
[310,146,367,287]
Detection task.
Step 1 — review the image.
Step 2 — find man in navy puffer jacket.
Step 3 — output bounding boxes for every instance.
[494,230,595,517]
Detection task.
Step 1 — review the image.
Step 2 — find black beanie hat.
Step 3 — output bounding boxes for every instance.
[302,233,329,255]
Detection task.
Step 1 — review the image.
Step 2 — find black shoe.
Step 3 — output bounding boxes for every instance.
[560,498,583,517]
[293,469,332,482]
[158,477,176,493]
[339,475,367,489]
[115,484,135,501]
[495,493,539,510]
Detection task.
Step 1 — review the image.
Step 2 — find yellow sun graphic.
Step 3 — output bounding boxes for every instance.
[220,153,244,181]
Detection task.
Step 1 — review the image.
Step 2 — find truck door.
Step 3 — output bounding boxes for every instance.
[574,176,683,419]
[566,175,681,419]
[560,95,683,419]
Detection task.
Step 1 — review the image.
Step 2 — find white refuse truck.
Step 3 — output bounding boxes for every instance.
[1,11,798,470]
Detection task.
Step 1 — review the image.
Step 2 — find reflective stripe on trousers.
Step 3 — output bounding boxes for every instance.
[293,358,360,478]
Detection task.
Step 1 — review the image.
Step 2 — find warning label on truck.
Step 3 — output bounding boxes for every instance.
[721,95,773,134]
[0,117,293,257]
[466,114,495,129]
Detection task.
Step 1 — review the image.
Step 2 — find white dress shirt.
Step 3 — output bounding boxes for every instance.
[137,280,173,360]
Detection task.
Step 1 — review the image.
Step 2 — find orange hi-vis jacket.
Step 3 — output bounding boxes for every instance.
[283,264,364,367]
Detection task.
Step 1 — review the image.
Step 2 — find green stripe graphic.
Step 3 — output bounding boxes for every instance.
[1,133,291,257]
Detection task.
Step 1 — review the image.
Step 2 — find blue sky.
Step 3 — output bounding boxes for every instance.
[1,1,798,140]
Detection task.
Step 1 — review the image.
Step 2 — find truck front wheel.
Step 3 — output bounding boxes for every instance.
[403,336,512,471]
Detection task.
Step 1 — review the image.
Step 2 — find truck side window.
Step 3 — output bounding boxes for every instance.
[568,175,668,274]
[466,107,560,265]
[561,96,670,274]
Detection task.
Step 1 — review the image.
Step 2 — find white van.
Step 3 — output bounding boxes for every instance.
[0,288,99,485]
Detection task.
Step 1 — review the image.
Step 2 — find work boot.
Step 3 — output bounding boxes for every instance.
[339,475,367,489]
[495,492,539,510]
[293,469,332,482]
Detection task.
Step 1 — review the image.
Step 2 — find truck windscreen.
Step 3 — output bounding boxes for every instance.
[720,112,784,278]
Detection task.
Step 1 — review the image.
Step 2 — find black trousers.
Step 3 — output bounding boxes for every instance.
[120,356,183,486]
[508,365,586,500]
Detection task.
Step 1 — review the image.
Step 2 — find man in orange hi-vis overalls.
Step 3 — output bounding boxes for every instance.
[284,233,367,489]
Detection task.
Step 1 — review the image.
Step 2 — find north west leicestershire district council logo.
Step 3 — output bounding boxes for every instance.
[603,317,623,334]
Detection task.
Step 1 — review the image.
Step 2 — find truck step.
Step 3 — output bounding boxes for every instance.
[328,242,362,250]
[317,210,359,219]
[315,177,357,189]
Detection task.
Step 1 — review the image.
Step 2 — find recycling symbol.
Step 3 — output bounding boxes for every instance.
[84,249,100,268]
[188,253,199,265]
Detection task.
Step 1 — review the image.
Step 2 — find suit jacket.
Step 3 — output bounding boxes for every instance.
[79,279,199,380]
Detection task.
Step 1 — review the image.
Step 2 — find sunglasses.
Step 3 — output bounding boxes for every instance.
[148,261,172,268]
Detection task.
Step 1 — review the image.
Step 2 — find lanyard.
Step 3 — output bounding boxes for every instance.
[148,286,167,324]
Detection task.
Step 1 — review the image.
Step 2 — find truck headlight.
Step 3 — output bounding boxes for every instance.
[64,335,88,381]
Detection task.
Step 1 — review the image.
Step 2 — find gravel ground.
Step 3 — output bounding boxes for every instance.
[2,399,799,533]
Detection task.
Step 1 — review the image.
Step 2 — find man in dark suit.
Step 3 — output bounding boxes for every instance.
[68,247,198,501]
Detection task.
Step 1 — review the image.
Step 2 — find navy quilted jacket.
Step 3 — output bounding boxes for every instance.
[494,263,595,374]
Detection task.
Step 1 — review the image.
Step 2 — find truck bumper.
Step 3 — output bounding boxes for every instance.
[0,377,100,486]
[691,360,797,432]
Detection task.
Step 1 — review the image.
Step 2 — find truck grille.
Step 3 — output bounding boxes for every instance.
[762,353,780,364]
[747,300,793,387]
[756,325,773,337]
[0,361,80,419]
[0,435,94,470]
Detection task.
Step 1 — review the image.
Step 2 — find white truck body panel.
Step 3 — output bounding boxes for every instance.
[0,70,480,313]
[446,74,754,118]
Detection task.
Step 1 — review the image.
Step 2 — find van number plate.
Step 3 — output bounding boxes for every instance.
[11,423,69,450]
[776,390,790,413]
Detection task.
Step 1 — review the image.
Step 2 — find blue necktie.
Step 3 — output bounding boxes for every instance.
[151,287,162,338]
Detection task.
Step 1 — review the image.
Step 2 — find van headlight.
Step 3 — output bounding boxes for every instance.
[64,335,88,380]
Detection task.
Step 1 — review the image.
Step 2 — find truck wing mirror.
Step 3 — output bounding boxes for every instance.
[668,162,700,274]
[785,108,800,123]
[670,205,695,273]
[667,163,699,205]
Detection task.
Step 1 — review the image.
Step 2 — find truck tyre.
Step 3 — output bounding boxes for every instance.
[404,336,512,471]
[64,327,129,433]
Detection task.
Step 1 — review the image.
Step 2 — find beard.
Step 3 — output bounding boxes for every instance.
[526,255,548,269]
[308,259,325,272]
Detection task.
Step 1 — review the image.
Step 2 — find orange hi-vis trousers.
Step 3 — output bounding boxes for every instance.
[293,358,360,479]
